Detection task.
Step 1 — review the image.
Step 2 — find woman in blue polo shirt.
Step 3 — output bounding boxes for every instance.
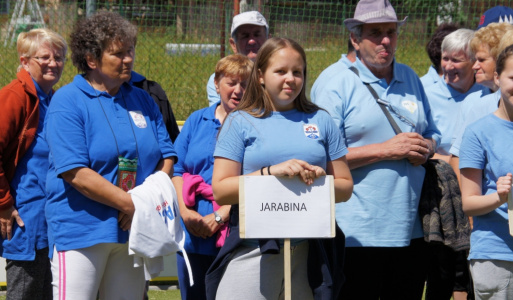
[0,28,67,300]
[171,54,252,300]
[45,12,176,299]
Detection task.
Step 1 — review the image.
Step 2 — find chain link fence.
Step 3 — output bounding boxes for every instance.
[0,0,510,120]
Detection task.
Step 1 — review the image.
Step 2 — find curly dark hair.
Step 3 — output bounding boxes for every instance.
[70,11,137,73]
[425,23,460,73]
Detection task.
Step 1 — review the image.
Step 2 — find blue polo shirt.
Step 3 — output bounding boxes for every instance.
[450,90,500,157]
[420,65,441,89]
[45,75,176,253]
[314,58,441,247]
[310,54,354,103]
[173,103,220,256]
[424,77,489,155]
[1,80,52,260]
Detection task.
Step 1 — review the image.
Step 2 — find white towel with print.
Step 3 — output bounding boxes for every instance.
[128,171,193,284]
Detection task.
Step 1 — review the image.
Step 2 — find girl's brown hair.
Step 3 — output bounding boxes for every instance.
[234,37,320,118]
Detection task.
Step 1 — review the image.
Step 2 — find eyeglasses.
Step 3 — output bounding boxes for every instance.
[31,56,65,64]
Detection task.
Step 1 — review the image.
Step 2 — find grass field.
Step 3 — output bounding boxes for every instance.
[0,31,430,121]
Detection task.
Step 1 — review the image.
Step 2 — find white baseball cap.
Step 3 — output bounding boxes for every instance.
[231,11,269,37]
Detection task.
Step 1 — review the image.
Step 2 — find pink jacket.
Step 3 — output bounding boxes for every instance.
[182,173,227,247]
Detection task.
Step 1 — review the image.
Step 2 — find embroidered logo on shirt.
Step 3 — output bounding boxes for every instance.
[304,124,320,139]
[129,111,147,128]
[401,100,418,114]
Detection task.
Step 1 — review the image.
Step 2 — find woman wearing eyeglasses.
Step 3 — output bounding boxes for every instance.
[0,28,67,299]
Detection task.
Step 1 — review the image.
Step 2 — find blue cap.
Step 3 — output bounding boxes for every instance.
[477,6,513,29]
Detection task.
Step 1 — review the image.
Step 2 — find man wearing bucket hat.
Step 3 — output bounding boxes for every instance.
[206,11,269,106]
[313,0,440,298]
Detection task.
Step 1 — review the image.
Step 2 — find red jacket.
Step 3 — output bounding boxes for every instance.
[0,69,39,209]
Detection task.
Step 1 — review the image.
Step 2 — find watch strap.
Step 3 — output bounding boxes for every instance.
[213,210,224,225]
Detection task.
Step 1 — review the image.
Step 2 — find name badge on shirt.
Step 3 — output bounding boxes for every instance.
[129,111,147,128]
[304,124,320,139]
[401,100,418,114]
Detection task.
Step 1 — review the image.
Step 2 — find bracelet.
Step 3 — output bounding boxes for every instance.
[261,166,265,175]
[267,165,272,175]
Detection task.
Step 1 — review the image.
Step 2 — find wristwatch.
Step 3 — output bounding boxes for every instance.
[214,211,224,225]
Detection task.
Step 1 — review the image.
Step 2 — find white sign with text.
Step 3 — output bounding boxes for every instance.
[239,175,335,239]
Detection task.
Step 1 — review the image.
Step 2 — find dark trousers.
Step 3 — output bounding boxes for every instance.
[6,247,52,300]
[454,249,474,299]
[425,243,474,300]
[339,238,428,300]
[177,251,216,300]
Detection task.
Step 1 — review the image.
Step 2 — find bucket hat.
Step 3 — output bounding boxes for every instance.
[344,0,407,31]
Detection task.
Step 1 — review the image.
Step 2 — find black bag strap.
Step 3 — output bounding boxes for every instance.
[349,66,402,134]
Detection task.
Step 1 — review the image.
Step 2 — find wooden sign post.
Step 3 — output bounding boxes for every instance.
[284,238,291,300]
[239,175,335,299]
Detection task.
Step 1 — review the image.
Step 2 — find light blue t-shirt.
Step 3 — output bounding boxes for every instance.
[45,75,176,254]
[207,73,219,107]
[2,81,52,261]
[420,65,441,89]
[313,58,441,247]
[215,109,347,174]
[459,113,513,262]
[310,54,354,103]
[214,108,347,247]
[424,77,489,155]
[173,103,220,256]
[450,90,500,157]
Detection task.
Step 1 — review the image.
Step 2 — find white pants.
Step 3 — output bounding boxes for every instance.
[216,241,313,300]
[51,243,145,300]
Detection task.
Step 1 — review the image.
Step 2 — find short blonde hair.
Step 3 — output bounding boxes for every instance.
[214,54,253,83]
[471,23,513,60]
[17,28,67,60]
[497,29,513,60]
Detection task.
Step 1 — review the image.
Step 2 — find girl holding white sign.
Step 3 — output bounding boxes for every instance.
[210,37,353,300]
[459,44,513,298]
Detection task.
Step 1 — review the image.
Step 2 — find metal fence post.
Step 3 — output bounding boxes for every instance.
[86,0,95,17]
